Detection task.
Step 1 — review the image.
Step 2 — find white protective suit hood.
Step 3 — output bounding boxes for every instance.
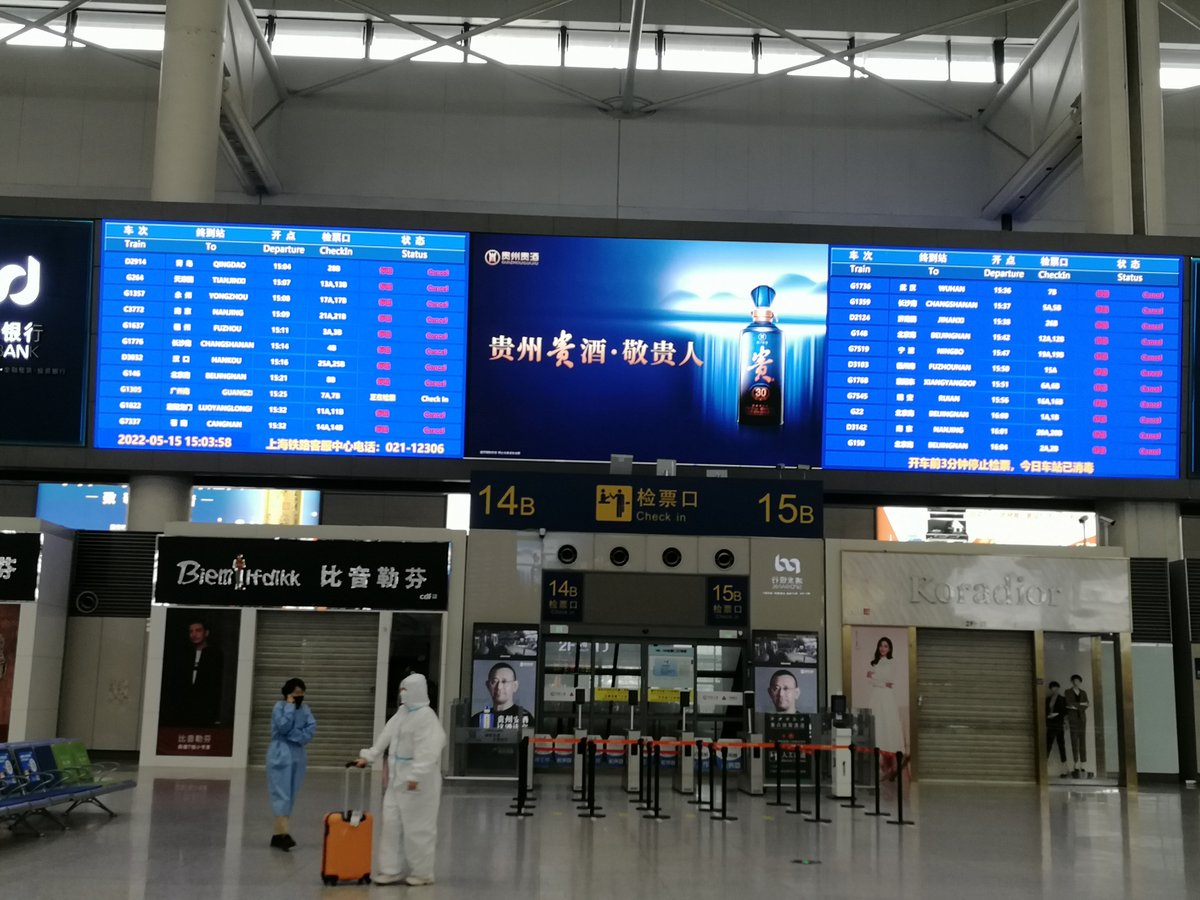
[400,673,431,710]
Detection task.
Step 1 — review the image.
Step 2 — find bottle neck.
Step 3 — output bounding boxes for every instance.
[750,308,775,324]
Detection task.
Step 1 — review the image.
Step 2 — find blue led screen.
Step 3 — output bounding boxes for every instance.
[823,246,1183,478]
[466,235,830,466]
[93,220,468,458]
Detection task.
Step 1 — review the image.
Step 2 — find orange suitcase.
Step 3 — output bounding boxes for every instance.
[321,765,373,886]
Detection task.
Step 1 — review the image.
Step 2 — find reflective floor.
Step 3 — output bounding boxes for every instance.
[2,766,1198,899]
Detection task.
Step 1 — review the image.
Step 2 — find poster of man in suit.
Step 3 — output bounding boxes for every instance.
[156,609,240,756]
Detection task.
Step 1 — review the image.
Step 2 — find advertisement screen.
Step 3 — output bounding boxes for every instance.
[467,235,829,466]
[470,626,538,729]
[0,217,92,446]
[824,246,1183,478]
[94,220,468,458]
[752,632,818,715]
[156,608,241,756]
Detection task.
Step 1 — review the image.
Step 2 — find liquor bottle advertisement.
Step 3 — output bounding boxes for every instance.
[467,235,828,466]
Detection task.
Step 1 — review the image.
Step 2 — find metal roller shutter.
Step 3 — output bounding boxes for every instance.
[916,629,1035,784]
[249,611,379,768]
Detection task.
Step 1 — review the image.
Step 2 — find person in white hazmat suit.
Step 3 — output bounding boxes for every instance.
[355,672,446,886]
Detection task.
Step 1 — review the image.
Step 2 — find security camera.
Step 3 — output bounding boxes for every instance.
[1098,516,1115,526]
[538,527,547,538]
[1078,515,1088,524]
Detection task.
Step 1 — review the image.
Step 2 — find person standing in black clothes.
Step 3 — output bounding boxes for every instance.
[1064,674,1091,778]
[1045,681,1068,776]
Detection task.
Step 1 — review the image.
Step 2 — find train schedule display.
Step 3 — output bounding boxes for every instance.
[94,220,468,458]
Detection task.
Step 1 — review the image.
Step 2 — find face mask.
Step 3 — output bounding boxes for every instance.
[293,696,303,707]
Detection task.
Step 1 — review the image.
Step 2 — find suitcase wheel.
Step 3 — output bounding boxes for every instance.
[322,875,337,886]
[358,875,371,884]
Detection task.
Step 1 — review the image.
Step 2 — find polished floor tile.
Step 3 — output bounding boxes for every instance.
[2,766,1198,899]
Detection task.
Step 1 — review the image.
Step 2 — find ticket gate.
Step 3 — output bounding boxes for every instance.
[738,731,764,795]
[624,730,642,793]
[672,731,696,793]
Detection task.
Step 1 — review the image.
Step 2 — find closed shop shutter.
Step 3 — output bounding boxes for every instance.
[916,629,1035,784]
[249,611,379,768]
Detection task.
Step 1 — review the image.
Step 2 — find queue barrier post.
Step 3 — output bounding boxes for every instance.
[707,741,717,813]
[864,746,889,818]
[506,736,534,818]
[710,744,737,822]
[841,743,864,810]
[633,739,650,807]
[578,740,606,819]
[688,739,707,808]
[643,743,670,820]
[785,744,809,816]
[888,751,914,826]
[765,740,786,807]
[804,748,831,824]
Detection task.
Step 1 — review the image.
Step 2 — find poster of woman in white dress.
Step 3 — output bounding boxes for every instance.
[851,627,911,780]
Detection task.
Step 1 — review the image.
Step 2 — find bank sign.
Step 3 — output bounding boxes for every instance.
[154,536,450,610]
[0,218,92,446]
[470,471,822,538]
[841,550,1131,633]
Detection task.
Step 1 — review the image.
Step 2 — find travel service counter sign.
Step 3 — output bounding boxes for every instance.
[840,550,1131,633]
[153,536,450,610]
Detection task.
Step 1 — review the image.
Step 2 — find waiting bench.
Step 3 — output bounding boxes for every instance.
[0,738,136,836]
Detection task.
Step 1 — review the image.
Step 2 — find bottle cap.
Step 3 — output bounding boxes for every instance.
[751,285,776,308]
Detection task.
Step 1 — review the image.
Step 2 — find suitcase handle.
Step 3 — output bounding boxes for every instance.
[342,762,370,821]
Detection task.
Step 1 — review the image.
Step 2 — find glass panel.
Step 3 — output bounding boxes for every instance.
[860,38,948,82]
[73,11,164,51]
[949,38,995,84]
[1003,39,1033,82]
[565,30,657,69]
[411,24,469,64]
[386,613,443,718]
[661,33,753,74]
[471,26,560,67]
[370,23,434,61]
[1161,47,1200,90]
[1,9,67,47]
[271,18,365,59]
[758,36,851,78]
[1044,633,1119,785]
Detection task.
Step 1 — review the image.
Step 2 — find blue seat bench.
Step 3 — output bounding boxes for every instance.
[1,738,136,836]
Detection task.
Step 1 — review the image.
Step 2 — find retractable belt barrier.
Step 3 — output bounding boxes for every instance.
[518,737,914,827]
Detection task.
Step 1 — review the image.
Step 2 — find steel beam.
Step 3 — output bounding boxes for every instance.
[978,0,1079,126]
[295,0,576,98]
[645,0,1049,114]
[0,0,89,46]
[0,7,159,69]
[233,0,288,100]
[326,0,611,110]
[620,0,649,114]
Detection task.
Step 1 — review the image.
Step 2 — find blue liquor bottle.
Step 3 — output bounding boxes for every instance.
[738,285,783,427]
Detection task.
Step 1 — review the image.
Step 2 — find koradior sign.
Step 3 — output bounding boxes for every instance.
[841,550,1131,633]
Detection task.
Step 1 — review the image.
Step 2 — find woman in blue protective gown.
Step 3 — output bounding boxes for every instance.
[268,677,316,850]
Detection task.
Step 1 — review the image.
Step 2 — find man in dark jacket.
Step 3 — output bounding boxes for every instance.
[1045,681,1068,775]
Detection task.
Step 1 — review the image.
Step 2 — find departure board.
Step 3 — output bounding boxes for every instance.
[94,221,468,457]
[823,246,1183,478]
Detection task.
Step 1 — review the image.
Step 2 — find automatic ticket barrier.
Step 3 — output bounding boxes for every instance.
[624,690,641,794]
[571,688,588,793]
[672,691,695,794]
[738,691,763,795]
[830,694,853,799]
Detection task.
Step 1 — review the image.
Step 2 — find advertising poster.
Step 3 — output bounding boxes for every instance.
[470,627,538,729]
[850,626,911,775]
[752,632,819,715]
[156,608,241,756]
[0,217,92,446]
[0,605,19,742]
[1044,634,1099,780]
[468,235,829,466]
